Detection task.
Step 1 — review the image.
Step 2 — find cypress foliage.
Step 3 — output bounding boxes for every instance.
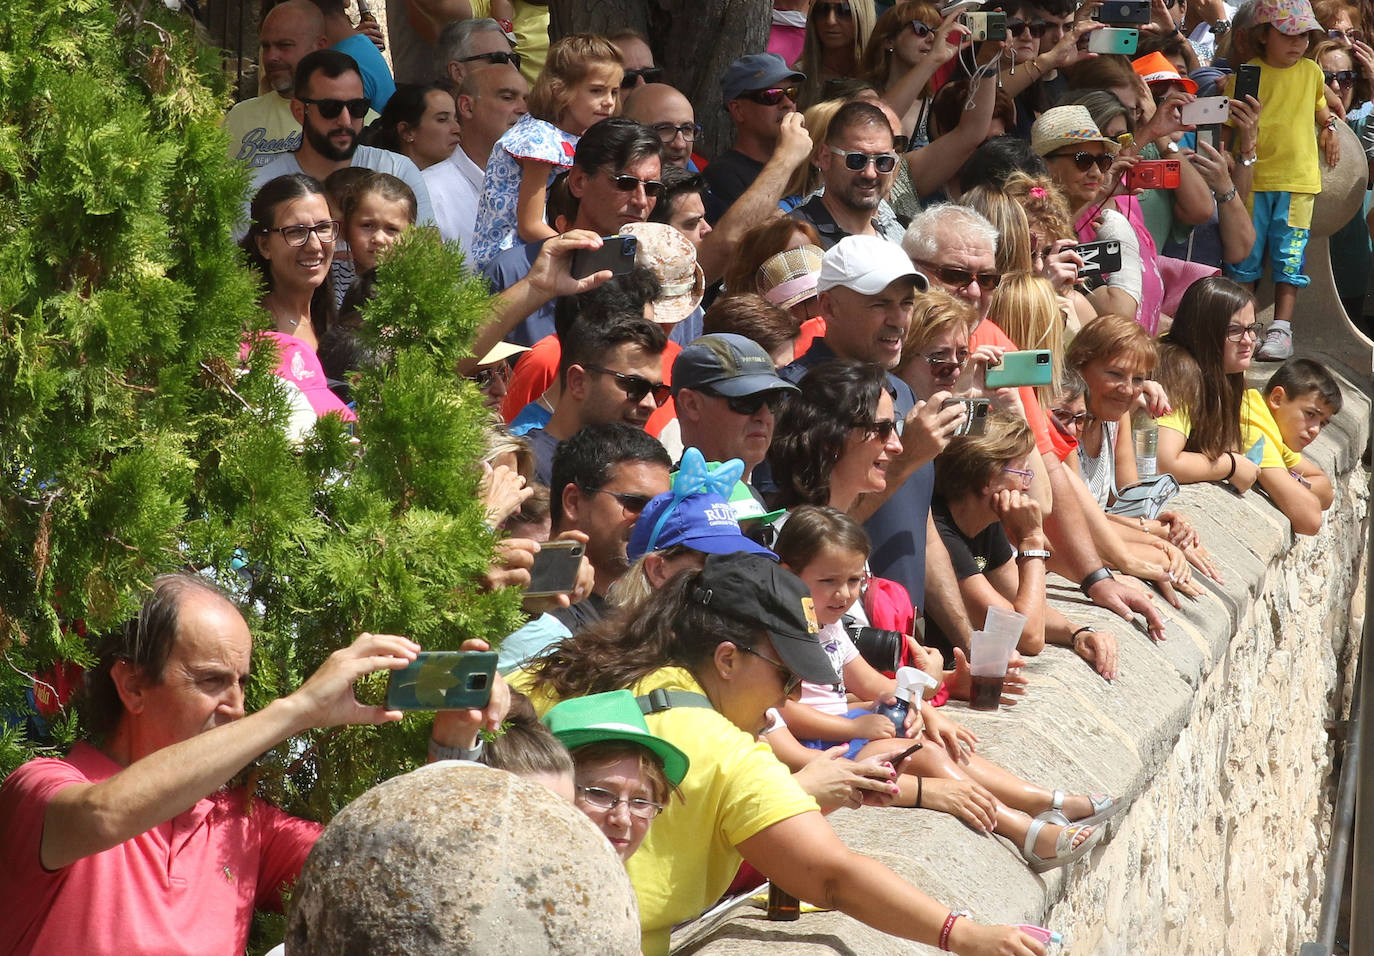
[0,0,521,820]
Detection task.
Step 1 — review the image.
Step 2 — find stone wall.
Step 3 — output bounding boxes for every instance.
[676,371,1369,956]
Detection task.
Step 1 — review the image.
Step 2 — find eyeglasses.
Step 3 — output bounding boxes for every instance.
[1007,19,1047,37]
[579,486,656,514]
[891,133,910,153]
[704,388,790,416]
[738,644,803,696]
[815,1,854,19]
[921,351,970,379]
[458,50,523,70]
[602,170,666,198]
[263,219,340,246]
[650,121,702,143]
[740,86,800,106]
[826,146,898,173]
[582,364,671,404]
[1324,69,1357,88]
[1002,466,1035,489]
[298,96,371,120]
[1048,149,1114,173]
[915,259,1002,292]
[1329,28,1364,41]
[621,67,665,88]
[1051,407,1088,429]
[908,20,937,37]
[575,786,664,819]
[1225,322,1264,342]
[852,418,898,441]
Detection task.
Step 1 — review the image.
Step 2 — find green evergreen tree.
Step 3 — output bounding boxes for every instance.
[0,0,520,821]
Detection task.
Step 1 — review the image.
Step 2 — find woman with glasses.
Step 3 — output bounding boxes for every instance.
[1155,276,1326,534]
[798,0,879,108]
[240,174,356,437]
[858,1,960,146]
[931,411,1121,679]
[514,551,1047,956]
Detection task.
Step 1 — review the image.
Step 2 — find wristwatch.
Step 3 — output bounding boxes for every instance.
[1240,152,1258,166]
[1163,139,1181,155]
[1079,567,1114,595]
[1213,185,1238,204]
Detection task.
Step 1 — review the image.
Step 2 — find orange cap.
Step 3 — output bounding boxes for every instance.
[1131,51,1199,94]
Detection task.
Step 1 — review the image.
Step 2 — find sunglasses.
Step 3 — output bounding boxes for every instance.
[739,644,803,696]
[827,145,898,173]
[815,1,854,19]
[579,485,655,514]
[852,418,898,441]
[603,170,666,197]
[705,388,789,416]
[458,50,523,69]
[1329,28,1364,41]
[298,96,371,120]
[265,219,340,246]
[650,121,702,143]
[744,520,779,550]
[1007,19,1047,37]
[916,259,1002,292]
[921,351,969,379]
[741,86,800,106]
[621,67,665,88]
[908,19,937,37]
[583,364,671,404]
[1324,69,1357,87]
[1049,149,1114,173]
[470,363,512,389]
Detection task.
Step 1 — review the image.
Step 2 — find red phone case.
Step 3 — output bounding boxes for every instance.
[1126,159,1181,189]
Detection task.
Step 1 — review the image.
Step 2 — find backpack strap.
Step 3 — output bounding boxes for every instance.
[637,688,713,715]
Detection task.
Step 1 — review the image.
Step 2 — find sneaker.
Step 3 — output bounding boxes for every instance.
[1255,326,1293,361]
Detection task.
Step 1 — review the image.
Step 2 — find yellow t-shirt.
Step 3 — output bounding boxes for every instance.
[513,665,820,956]
[1225,58,1326,194]
[1156,389,1297,471]
[471,0,550,86]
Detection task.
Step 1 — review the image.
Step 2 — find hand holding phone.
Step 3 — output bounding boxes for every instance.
[386,650,498,711]
[1087,26,1138,53]
[525,539,587,598]
[1234,63,1261,104]
[984,350,1053,388]
[570,234,638,280]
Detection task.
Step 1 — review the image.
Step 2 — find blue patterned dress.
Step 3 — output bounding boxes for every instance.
[470,114,579,269]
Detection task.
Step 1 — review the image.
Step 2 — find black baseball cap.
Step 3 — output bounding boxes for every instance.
[689,552,839,685]
[672,333,800,399]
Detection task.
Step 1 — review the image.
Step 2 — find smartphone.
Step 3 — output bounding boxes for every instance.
[964,11,1007,40]
[984,350,1053,388]
[386,650,498,711]
[570,234,638,280]
[1125,159,1181,189]
[1075,239,1123,276]
[1196,125,1222,151]
[1179,95,1230,127]
[1093,0,1150,22]
[942,396,992,436]
[525,539,586,598]
[1087,26,1138,54]
[1234,63,1261,103]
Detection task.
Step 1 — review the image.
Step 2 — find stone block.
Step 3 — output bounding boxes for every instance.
[286,762,640,956]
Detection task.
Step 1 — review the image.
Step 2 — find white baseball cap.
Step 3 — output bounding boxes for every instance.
[816,235,928,296]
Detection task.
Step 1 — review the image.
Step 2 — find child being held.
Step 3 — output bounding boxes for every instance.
[1247,357,1341,508]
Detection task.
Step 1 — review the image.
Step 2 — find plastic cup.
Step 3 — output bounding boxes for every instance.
[968,629,1016,712]
[983,606,1027,646]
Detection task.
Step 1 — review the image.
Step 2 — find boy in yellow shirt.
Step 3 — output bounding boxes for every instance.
[1251,357,1341,507]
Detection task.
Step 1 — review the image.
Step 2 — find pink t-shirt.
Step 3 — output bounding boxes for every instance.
[0,742,321,955]
[796,621,860,715]
[242,331,356,423]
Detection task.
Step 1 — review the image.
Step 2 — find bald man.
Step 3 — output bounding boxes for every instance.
[224,1,327,167]
[623,83,699,169]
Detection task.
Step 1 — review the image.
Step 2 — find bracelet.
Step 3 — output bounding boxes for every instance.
[1072,625,1094,642]
[1223,451,1237,481]
[428,738,484,762]
[1079,567,1114,595]
[916,776,924,809]
[1213,185,1237,204]
[939,911,960,951]
[1017,547,1051,562]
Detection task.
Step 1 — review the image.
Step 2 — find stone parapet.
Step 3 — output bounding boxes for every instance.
[676,368,1369,955]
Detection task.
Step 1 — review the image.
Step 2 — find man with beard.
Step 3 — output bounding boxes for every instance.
[789,101,904,249]
[248,50,433,228]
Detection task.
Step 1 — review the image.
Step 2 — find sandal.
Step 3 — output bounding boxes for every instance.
[1020,817,1104,873]
[1038,790,1122,828]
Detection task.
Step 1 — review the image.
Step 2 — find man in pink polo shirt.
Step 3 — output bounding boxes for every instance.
[0,574,424,955]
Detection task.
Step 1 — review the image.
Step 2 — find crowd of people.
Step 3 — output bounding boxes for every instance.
[1,0,1361,953]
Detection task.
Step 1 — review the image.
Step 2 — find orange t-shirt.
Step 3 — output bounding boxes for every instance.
[968,320,1053,457]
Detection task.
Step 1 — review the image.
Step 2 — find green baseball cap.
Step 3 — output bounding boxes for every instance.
[543,690,690,786]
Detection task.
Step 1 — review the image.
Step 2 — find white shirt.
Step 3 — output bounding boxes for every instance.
[423,146,486,254]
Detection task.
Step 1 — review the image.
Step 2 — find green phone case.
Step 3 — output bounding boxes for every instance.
[984,350,1053,388]
[385,651,498,711]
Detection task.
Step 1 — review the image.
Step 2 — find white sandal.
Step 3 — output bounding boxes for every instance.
[1020,817,1104,873]
[1037,789,1122,828]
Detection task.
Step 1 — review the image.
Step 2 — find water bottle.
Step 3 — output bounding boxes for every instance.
[873,666,925,730]
[1132,410,1158,478]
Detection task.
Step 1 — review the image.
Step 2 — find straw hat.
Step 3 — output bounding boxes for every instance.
[757,245,825,310]
[618,222,706,325]
[1030,105,1122,158]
